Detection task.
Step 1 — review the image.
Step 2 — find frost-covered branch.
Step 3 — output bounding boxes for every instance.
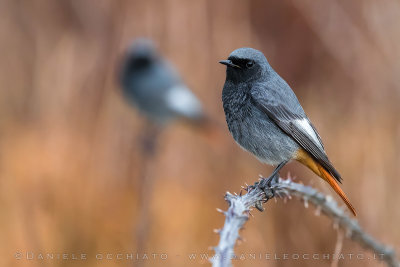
[211,177,399,267]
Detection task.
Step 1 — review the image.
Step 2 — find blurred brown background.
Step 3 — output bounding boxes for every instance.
[0,0,399,266]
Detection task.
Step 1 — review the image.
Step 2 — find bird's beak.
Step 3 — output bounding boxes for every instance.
[219,60,241,69]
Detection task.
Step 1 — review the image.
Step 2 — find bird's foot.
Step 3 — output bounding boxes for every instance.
[259,172,280,200]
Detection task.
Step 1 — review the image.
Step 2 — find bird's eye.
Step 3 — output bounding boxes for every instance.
[246,61,254,68]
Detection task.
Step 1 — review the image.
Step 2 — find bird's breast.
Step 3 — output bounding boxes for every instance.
[223,100,298,165]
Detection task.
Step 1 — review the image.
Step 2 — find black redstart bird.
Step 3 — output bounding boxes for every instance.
[120,38,204,125]
[219,47,356,216]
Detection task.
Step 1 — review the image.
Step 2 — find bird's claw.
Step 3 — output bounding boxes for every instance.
[255,200,264,212]
[259,173,279,200]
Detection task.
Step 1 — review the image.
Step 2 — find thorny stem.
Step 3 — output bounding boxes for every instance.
[210,177,399,267]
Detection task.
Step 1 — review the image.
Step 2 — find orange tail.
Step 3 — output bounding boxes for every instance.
[317,165,357,216]
[295,150,357,216]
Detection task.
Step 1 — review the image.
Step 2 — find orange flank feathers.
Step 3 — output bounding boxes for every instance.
[295,149,357,216]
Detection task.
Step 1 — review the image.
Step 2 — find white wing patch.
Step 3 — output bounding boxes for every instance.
[166,85,203,119]
[294,118,324,150]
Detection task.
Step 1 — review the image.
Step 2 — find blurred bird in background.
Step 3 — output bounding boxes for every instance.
[119,38,206,261]
[120,38,204,125]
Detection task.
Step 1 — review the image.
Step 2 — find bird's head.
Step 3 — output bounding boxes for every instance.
[124,38,159,72]
[219,47,270,83]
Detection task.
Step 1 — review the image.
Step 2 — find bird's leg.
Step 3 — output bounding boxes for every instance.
[259,160,288,199]
[270,160,288,184]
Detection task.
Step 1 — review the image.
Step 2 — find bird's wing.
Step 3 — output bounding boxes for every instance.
[250,87,342,182]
